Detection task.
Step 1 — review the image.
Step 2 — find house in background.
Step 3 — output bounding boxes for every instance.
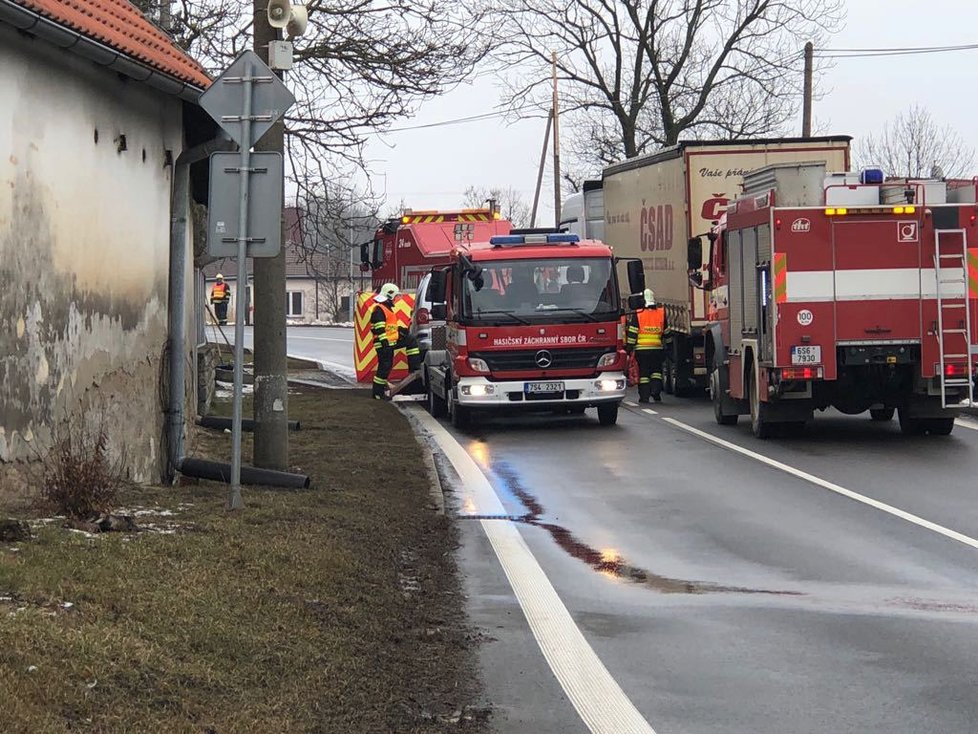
[202,206,367,326]
[0,0,216,487]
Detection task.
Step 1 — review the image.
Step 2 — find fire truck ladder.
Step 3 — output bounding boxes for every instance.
[933,229,975,408]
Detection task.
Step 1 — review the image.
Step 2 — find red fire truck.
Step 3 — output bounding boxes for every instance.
[359,206,512,290]
[699,162,978,437]
[422,231,646,427]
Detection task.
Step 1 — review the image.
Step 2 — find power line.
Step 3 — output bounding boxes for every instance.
[383,110,509,133]
[816,42,978,59]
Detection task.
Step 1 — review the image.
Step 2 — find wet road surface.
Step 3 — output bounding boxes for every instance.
[433,396,978,733]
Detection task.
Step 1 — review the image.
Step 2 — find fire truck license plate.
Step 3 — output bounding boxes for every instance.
[525,381,564,394]
[791,346,821,365]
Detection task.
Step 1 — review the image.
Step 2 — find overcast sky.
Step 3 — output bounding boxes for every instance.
[362,0,977,223]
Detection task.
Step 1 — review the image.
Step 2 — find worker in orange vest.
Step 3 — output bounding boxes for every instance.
[210,274,231,325]
[370,283,421,399]
[626,288,666,403]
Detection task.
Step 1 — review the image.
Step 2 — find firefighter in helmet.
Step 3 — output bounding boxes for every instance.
[370,283,421,399]
[626,288,666,403]
[210,274,231,326]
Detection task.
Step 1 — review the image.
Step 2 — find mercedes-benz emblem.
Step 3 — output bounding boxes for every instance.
[535,350,553,368]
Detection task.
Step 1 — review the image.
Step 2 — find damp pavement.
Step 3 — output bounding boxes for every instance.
[247,330,978,732]
[441,400,978,734]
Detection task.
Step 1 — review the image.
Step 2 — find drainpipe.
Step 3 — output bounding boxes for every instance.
[166,137,312,490]
[166,135,232,483]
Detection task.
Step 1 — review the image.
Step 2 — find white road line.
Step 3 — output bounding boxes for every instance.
[624,401,639,407]
[409,407,657,734]
[661,417,978,551]
[955,418,978,431]
[288,335,353,343]
[642,408,658,415]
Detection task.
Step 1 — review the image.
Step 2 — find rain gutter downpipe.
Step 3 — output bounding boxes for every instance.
[166,137,311,490]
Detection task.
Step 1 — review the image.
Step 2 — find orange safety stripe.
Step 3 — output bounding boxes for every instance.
[354,291,416,382]
[773,253,788,304]
[968,248,978,299]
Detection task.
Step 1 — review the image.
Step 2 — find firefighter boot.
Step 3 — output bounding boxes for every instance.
[638,378,651,403]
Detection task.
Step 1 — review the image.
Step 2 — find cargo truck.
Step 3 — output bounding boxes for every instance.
[601,137,851,395]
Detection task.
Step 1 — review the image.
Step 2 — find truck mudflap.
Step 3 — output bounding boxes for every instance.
[454,374,626,407]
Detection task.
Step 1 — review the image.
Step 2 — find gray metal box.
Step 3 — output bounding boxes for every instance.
[742,161,827,207]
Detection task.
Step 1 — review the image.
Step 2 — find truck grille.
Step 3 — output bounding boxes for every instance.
[470,347,611,372]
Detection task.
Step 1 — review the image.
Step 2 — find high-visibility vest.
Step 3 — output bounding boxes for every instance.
[636,308,665,349]
[211,282,229,302]
[376,303,401,345]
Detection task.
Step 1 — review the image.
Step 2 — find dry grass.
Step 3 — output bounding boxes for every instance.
[0,387,485,733]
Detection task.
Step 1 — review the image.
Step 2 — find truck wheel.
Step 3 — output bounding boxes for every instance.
[869,407,894,422]
[597,402,619,426]
[426,370,447,418]
[924,417,955,436]
[712,366,738,426]
[448,386,471,429]
[749,369,772,439]
[898,409,924,435]
[663,357,675,395]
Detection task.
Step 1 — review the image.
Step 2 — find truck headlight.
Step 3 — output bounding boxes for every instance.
[461,384,494,396]
[595,379,625,392]
[468,357,490,373]
[597,351,618,368]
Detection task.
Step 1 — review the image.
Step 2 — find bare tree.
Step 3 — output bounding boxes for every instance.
[139,1,488,249]
[462,185,531,227]
[857,105,975,179]
[488,0,843,175]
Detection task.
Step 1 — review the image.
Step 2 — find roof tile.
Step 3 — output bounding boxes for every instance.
[13,0,210,87]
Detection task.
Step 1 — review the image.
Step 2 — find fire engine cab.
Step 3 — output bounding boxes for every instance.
[422,231,646,428]
[697,162,978,437]
[360,206,512,291]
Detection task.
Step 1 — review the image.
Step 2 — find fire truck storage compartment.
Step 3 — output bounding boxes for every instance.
[881,180,947,206]
[728,224,772,360]
[742,161,826,205]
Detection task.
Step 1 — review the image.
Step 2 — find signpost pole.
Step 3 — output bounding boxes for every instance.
[229,62,253,511]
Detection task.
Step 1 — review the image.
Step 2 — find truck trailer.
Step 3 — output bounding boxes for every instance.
[702,162,978,437]
[602,137,851,395]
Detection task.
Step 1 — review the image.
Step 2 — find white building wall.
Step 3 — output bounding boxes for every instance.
[0,24,187,483]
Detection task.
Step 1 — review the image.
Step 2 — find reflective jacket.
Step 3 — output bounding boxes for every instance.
[370,301,401,346]
[627,307,665,350]
[210,282,230,303]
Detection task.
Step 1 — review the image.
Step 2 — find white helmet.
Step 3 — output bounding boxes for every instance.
[643,288,656,307]
[376,282,399,302]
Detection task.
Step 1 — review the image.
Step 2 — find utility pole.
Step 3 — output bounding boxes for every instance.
[252,0,289,470]
[802,41,813,137]
[551,52,561,227]
[530,110,552,228]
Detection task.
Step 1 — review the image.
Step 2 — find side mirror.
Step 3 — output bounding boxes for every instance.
[626,260,645,294]
[627,294,645,311]
[459,254,484,282]
[687,237,703,271]
[428,269,447,303]
[430,303,447,320]
[359,242,370,266]
[359,263,370,273]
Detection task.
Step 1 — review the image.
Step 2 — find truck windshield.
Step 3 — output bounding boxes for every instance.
[463,257,618,323]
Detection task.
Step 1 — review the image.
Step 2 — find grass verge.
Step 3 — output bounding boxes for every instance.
[0,387,486,733]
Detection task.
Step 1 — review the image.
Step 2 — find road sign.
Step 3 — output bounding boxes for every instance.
[207,152,283,258]
[199,50,296,149]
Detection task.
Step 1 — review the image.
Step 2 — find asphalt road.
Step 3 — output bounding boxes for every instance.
[433,399,978,733]
[206,324,355,377]
[235,329,978,732]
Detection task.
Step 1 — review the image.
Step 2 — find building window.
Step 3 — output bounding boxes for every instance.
[287,291,304,317]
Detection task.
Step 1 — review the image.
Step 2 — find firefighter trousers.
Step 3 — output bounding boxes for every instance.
[374,333,422,398]
[213,301,228,325]
[635,348,664,402]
